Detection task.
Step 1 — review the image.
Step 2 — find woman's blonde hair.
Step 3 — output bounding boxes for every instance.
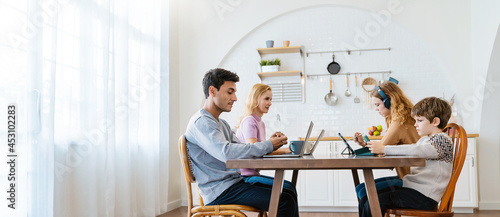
[371,81,414,127]
[237,83,272,128]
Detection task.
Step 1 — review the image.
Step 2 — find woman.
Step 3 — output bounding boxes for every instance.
[236,83,297,200]
[353,81,420,199]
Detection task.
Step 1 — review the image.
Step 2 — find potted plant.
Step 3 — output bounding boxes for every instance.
[260,58,281,72]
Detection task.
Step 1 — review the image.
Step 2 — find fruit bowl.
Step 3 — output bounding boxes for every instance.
[368,125,383,136]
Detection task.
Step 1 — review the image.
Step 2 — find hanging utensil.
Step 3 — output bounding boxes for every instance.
[276,114,281,132]
[324,77,338,106]
[327,55,341,74]
[345,74,351,97]
[362,77,377,108]
[354,75,360,103]
[361,77,377,92]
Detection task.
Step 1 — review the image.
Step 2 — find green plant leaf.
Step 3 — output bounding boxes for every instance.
[260,58,281,66]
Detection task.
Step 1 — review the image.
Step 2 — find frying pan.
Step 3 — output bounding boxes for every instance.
[324,77,338,105]
[327,55,341,74]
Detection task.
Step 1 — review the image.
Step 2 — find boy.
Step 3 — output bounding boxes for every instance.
[360,97,454,217]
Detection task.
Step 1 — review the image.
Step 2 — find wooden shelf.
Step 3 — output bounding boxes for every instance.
[257,46,302,55]
[257,70,302,79]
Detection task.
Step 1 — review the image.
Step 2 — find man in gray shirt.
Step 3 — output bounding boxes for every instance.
[184,68,299,217]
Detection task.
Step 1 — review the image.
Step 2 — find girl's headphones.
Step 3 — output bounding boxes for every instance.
[375,86,391,109]
[375,77,399,110]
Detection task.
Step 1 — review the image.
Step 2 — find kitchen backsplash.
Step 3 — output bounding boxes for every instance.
[219,6,455,139]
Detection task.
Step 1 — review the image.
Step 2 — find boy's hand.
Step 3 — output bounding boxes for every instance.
[366,141,385,154]
[353,132,366,147]
[269,135,288,151]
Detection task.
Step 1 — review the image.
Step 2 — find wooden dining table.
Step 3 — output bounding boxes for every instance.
[226,154,425,217]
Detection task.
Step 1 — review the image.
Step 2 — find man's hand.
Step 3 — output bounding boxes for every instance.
[366,141,384,154]
[269,134,288,151]
[353,132,366,147]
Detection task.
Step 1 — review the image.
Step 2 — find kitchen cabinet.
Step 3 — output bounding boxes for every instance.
[297,142,334,207]
[451,138,478,212]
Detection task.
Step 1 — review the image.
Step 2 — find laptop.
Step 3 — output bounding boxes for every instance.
[263,121,314,158]
[338,132,374,156]
[304,129,325,155]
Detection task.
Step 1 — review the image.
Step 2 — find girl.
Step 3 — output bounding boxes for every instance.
[353,81,420,199]
[236,83,297,202]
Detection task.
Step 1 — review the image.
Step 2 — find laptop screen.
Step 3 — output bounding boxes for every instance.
[305,129,324,155]
[297,121,314,156]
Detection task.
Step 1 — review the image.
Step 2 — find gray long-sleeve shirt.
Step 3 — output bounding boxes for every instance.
[384,133,454,202]
[184,109,273,204]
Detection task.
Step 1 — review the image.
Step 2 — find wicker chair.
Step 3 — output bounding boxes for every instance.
[384,123,468,217]
[179,135,267,217]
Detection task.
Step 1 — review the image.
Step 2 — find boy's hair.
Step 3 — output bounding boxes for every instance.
[411,97,452,129]
[202,68,239,98]
[371,81,415,127]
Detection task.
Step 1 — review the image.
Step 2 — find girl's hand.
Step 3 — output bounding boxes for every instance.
[353,132,366,147]
[366,141,385,154]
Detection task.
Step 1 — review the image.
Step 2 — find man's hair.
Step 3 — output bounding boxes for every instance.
[411,97,452,129]
[202,68,240,98]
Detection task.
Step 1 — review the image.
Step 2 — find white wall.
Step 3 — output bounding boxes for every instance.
[166,0,182,211]
[168,0,500,210]
[218,6,454,138]
[472,0,500,210]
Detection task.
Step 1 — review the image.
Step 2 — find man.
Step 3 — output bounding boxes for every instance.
[184,68,299,217]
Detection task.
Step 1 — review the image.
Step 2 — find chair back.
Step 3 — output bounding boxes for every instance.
[439,123,468,212]
[179,135,195,184]
[178,135,201,216]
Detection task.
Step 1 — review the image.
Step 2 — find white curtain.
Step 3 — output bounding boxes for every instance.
[0,0,169,216]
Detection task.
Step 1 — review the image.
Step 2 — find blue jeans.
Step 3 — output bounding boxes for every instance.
[358,186,438,217]
[355,176,402,199]
[243,175,298,201]
[208,180,299,217]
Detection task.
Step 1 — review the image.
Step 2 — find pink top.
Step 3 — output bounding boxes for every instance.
[236,114,266,176]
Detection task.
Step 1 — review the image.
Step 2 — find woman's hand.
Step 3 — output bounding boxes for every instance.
[366,141,385,154]
[353,132,366,147]
[269,148,292,155]
[272,131,286,138]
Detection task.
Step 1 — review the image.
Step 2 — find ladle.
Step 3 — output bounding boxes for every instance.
[345,75,351,97]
